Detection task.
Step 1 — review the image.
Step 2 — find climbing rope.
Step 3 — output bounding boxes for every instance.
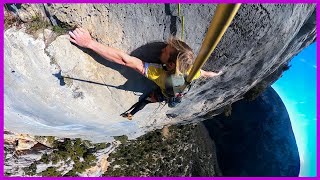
[178,3,184,40]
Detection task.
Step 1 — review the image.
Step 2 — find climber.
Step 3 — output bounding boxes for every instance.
[69,27,222,120]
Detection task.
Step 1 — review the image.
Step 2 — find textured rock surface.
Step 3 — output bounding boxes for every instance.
[4,131,117,176]
[4,131,52,176]
[4,4,316,142]
[203,87,300,176]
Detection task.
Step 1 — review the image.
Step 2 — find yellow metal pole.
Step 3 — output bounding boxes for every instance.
[186,4,241,83]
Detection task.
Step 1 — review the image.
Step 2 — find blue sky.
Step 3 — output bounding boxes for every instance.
[272,42,316,177]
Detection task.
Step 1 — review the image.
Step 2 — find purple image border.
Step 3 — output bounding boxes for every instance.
[1,0,319,3]
[0,0,318,179]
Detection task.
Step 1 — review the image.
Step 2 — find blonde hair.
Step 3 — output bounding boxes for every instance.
[167,37,195,75]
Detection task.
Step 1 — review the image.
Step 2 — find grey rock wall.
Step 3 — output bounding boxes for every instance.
[4,4,316,142]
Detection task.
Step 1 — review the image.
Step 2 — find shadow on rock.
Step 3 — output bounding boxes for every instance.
[69,41,167,101]
[130,41,166,63]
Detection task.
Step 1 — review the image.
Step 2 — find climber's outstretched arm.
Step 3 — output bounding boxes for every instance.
[200,69,223,78]
[69,27,145,75]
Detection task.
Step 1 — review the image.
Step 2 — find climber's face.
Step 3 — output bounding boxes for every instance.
[160,45,176,71]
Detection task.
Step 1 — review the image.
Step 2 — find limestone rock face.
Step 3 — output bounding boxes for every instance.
[4,4,316,142]
[4,132,37,151]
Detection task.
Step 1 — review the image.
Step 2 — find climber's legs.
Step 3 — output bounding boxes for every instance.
[120,87,164,120]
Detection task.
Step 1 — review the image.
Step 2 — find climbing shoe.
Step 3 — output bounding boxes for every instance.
[120,112,133,120]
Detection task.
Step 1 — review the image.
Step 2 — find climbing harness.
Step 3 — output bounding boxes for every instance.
[164,73,191,107]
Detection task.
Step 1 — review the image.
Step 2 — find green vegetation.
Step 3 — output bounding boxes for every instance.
[41,167,61,176]
[12,136,109,177]
[40,153,49,164]
[52,23,73,35]
[95,143,110,151]
[64,169,78,177]
[48,137,99,176]
[114,135,128,144]
[7,126,219,177]
[4,4,73,37]
[25,16,50,34]
[51,153,60,164]
[24,162,37,176]
[46,136,55,144]
[34,136,55,146]
[104,124,217,176]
